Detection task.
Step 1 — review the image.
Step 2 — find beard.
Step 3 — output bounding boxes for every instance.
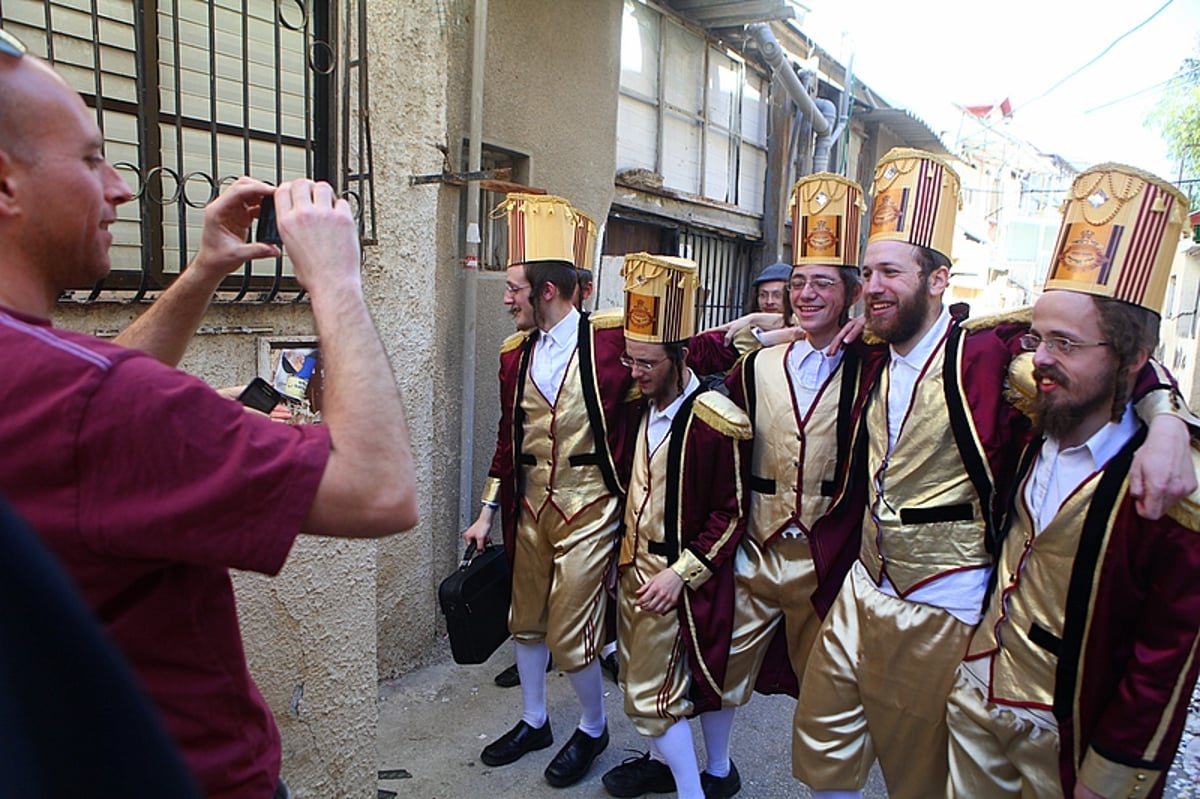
[870,279,932,345]
[1033,362,1120,441]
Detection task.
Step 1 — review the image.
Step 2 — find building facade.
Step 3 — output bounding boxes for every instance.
[2,0,961,794]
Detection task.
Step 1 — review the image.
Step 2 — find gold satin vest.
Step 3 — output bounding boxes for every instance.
[521,353,613,521]
[620,415,670,568]
[748,345,841,545]
[861,343,990,593]
[966,472,1095,708]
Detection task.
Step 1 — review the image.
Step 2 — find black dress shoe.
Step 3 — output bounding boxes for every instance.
[480,720,553,767]
[494,663,520,688]
[494,657,556,688]
[602,751,675,797]
[544,725,609,788]
[700,759,741,798]
[600,651,619,683]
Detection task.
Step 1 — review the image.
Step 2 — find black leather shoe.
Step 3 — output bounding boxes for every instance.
[600,651,619,683]
[544,725,609,788]
[602,751,675,797]
[494,663,520,688]
[700,760,741,798]
[494,657,556,688]
[480,720,553,767]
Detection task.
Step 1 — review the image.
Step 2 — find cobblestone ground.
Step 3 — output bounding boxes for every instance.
[1167,681,1200,798]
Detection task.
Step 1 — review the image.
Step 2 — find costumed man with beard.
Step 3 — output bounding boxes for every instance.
[792,149,1197,799]
[463,193,626,788]
[701,174,874,780]
[945,164,1200,799]
[599,253,750,799]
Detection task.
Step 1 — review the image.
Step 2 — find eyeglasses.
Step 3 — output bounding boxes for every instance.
[620,353,668,371]
[1018,333,1110,355]
[789,276,838,291]
[503,283,530,296]
[0,28,27,58]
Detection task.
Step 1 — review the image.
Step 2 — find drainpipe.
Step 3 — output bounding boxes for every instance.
[458,0,488,527]
[811,97,837,172]
[748,22,831,173]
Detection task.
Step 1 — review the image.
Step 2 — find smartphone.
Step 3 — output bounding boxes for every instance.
[256,194,282,245]
[237,377,284,413]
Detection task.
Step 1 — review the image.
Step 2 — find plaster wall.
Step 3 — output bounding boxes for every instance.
[364,0,450,691]
[433,0,624,639]
[51,299,381,797]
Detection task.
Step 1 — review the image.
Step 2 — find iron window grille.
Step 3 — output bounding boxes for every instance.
[0,0,375,303]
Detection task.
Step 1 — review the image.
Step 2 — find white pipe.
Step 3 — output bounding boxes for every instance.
[458,0,488,528]
[748,22,830,136]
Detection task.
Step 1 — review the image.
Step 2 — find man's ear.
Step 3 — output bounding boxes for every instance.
[927,264,951,296]
[1128,348,1151,381]
[0,149,21,218]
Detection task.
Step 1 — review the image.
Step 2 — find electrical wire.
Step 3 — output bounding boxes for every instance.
[1012,0,1174,115]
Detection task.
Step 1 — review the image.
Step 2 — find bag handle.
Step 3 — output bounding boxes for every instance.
[460,540,496,569]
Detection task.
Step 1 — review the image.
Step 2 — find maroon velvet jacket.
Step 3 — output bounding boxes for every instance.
[1045,429,1200,799]
[485,313,737,563]
[487,310,640,561]
[648,390,751,715]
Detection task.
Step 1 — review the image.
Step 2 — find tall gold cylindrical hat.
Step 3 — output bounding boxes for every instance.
[867,148,961,260]
[490,193,577,267]
[571,208,597,270]
[621,253,700,344]
[789,172,865,267]
[1043,163,1187,313]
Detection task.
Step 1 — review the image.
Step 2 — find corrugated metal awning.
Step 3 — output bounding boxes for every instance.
[662,0,797,28]
[855,108,952,157]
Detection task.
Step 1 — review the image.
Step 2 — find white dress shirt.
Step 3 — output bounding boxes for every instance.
[1025,404,1137,532]
[646,371,701,454]
[530,308,580,404]
[788,338,845,417]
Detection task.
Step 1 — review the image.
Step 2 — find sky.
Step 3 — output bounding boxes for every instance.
[800,0,1200,182]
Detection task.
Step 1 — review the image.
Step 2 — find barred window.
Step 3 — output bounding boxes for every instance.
[616,0,769,213]
[0,0,374,303]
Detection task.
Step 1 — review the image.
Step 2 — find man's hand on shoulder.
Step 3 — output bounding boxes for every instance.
[1130,415,1198,519]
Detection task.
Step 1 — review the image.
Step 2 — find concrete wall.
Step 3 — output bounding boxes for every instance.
[426,0,625,670]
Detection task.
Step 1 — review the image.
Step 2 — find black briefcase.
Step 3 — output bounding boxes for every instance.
[438,542,512,665]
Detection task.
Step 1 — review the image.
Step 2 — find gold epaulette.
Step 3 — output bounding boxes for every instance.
[693,391,753,440]
[862,328,885,346]
[1005,351,1038,421]
[730,325,762,356]
[1167,444,1200,533]
[962,306,1032,332]
[499,329,532,354]
[589,307,624,329]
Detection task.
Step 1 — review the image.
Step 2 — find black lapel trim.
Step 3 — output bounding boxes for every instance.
[943,322,997,552]
[743,348,760,426]
[835,346,860,482]
[512,333,535,498]
[1053,426,1145,722]
[662,391,700,565]
[981,439,1041,615]
[576,312,623,498]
